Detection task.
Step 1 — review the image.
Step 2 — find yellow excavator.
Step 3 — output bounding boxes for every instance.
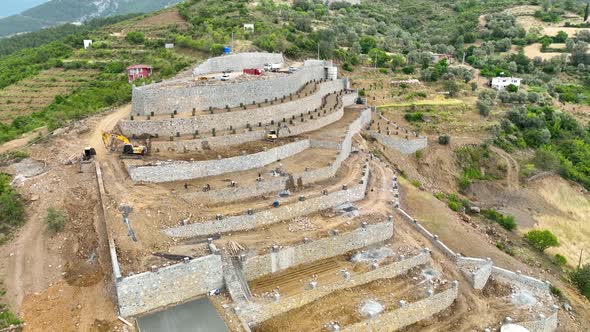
[101,130,148,156]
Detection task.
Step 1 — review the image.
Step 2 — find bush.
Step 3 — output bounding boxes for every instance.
[44,207,67,234]
[402,66,414,74]
[554,253,567,266]
[438,135,450,145]
[550,285,563,298]
[342,62,353,71]
[0,173,25,238]
[570,264,590,299]
[404,112,424,122]
[524,229,559,251]
[125,31,145,44]
[482,209,517,231]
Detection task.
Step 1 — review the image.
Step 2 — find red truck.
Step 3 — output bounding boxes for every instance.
[243,68,262,75]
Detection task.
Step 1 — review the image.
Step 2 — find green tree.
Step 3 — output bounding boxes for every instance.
[444,80,460,97]
[506,84,519,93]
[524,229,559,251]
[585,3,589,22]
[359,36,377,54]
[125,31,145,44]
[571,264,590,299]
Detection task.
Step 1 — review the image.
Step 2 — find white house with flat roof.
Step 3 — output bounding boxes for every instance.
[490,77,522,91]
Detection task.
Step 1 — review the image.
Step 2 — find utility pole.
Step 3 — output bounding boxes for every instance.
[462,51,466,65]
[317,42,320,60]
[231,30,234,53]
[579,248,584,269]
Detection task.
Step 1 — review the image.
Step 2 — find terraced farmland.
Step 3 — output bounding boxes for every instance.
[0,68,98,123]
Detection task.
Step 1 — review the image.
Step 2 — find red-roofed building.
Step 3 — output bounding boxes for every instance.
[127,65,152,82]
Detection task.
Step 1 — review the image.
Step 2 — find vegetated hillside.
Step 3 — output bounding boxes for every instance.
[0,0,183,38]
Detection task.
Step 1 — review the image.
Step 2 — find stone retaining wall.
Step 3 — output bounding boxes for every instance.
[241,221,394,280]
[192,52,284,76]
[179,107,371,204]
[132,60,332,116]
[116,254,224,317]
[456,256,493,290]
[240,251,431,325]
[371,132,427,155]
[120,79,347,137]
[127,139,311,183]
[491,266,550,292]
[396,206,551,293]
[151,95,351,152]
[341,283,458,331]
[164,163,370,237]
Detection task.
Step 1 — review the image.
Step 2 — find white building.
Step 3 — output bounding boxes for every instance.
[243,23,254,32]
[83,39,93,49]
[490,77,522,91]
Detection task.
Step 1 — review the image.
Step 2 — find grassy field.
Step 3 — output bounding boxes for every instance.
[377,98,465,108]
[0,69,98,123]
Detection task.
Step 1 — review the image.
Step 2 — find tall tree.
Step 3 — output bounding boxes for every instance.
[585,2,589,22]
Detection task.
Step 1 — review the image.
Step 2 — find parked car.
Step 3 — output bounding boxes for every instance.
[220,73,230,81]
[288,67,299,73]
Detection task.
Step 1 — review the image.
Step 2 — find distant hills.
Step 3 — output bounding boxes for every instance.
[0,0,48,18]
[0,0,184,38]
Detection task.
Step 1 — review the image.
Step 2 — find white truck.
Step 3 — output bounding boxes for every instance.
[264,63,282,72]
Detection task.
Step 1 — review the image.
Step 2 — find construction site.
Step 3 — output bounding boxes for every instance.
[0,52,565,332]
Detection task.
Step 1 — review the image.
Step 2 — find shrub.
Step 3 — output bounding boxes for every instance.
[448,201,461,211]
[342,62,353,71]
[410,180,421,188]
[379,68,388,74]
[402,66,414,74]
[125,31,145,44]
[554,253,567,266]
[482,209,517,231]
[44,207,67,234]
[524,229,559,251]
[404,112,424,122]
[0,173,25,238]
[438,135,450,145]
[358,89,366,97]
[570,264,590,299]
[550,285,563,298]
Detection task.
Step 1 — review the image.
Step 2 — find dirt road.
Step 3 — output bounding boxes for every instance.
[489,146,520,190]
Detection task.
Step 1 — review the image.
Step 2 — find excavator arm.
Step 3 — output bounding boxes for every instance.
[101,130,147,156]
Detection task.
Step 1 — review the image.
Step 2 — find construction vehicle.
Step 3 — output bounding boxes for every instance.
[265,129,278,141]
[82,147,96,161]
[101,130,148,156]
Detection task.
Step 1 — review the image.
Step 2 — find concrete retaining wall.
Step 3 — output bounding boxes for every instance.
[165,163,370,237]
[127,139,311,183]
[121,79,347,137]
[241,221,394,280]
[371,132,427,155]
[341,283,458,331]
[192,52,284,76]
[116,254,224,317]
[240,251,431,325]
[132,60,332,116]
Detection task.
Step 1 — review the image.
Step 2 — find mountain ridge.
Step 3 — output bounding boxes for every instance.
[0,0,184,38]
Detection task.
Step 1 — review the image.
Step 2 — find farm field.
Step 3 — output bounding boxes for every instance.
[0,68,98,123]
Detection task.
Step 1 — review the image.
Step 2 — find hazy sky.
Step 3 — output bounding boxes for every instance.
[0,0,49,17]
